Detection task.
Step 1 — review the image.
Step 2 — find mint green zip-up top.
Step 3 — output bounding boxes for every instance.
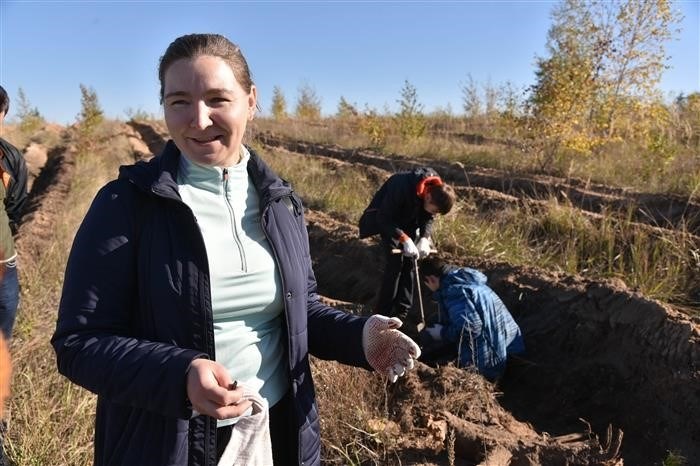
[177,147,288,426]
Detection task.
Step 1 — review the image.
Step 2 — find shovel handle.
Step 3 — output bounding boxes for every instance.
[414,258,426,328]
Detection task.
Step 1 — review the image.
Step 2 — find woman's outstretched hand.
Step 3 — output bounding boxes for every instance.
[362,315,421,383]
[186,359,252,419]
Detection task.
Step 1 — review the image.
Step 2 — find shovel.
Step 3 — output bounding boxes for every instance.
[391,248,436,332]
[413,257,426,332]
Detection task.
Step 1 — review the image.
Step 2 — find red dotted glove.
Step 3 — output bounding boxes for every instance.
[362,315,421,383]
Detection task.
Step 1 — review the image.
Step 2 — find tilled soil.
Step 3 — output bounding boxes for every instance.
[124,121,700,465]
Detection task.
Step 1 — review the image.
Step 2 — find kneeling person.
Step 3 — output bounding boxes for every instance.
[418,257,524,381]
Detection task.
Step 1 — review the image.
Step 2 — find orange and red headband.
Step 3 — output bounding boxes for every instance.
[416,176,443,198]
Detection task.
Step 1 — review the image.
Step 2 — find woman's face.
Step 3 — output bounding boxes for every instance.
[163,55,256,167]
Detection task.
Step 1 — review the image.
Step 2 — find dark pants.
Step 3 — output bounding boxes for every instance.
[418,329,457,367]
[0,260,20,340]
[375,240,415,319]
[216,389,298,464]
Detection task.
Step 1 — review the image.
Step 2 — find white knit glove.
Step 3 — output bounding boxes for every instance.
[416,237,432,259]
[401,238,419,258]
[362,315,421,383]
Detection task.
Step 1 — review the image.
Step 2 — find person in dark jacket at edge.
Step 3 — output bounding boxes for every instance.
[418,257,525,382]
[359,166,455,320]
[0,85,29,340]
[0,84,29,466]
[51,34,421,466]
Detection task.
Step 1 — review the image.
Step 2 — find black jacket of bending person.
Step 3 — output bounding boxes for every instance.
[359,166,438,243]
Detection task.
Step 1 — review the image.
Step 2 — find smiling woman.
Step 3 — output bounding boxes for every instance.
[51,32,421,466]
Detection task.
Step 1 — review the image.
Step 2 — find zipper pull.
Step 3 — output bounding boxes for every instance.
[222,168,229,198]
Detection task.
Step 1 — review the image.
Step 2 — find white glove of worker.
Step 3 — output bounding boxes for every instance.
[401,238,419,258]
[416,237,432,259]
[425,323,444,341]
[362,315,421,383]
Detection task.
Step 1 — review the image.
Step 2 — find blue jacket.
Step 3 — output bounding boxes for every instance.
[52,141,371,466]
[434,268,524,380]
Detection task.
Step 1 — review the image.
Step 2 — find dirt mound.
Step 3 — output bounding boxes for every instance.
[22,142,48,191]
[122,124,153,160]
[15,141,75,272]
[390,363,623,465]
[126,119,169,156]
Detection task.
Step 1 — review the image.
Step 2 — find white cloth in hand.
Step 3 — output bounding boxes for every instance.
[416,237,432,258]
[217,385,272,466]
[425,323,444,341]
[401,238,419,258]
[362,315,421,383]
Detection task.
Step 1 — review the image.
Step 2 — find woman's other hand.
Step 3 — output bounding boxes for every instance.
[186,359,252,419]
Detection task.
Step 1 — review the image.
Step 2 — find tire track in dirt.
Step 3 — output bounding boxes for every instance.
[256,132,700,236]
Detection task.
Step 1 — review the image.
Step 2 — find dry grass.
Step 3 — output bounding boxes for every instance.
[252,143,375,224]
[2,123,64,152]
[254,117,700,197]
[5,122,132,465]
[312,359,395,465]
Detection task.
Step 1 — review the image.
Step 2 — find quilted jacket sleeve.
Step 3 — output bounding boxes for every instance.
[51,181,205,419]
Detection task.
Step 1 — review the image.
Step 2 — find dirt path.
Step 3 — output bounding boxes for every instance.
[15,130,75,274]
[127,121,700,465]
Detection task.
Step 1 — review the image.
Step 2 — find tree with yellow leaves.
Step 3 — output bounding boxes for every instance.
[528,0,682,166]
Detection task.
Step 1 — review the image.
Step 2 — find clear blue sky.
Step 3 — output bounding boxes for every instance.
[1,1,698,125]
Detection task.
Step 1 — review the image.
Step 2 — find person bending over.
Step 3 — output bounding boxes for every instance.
[418,257,524,381]
[359,167,455,319]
